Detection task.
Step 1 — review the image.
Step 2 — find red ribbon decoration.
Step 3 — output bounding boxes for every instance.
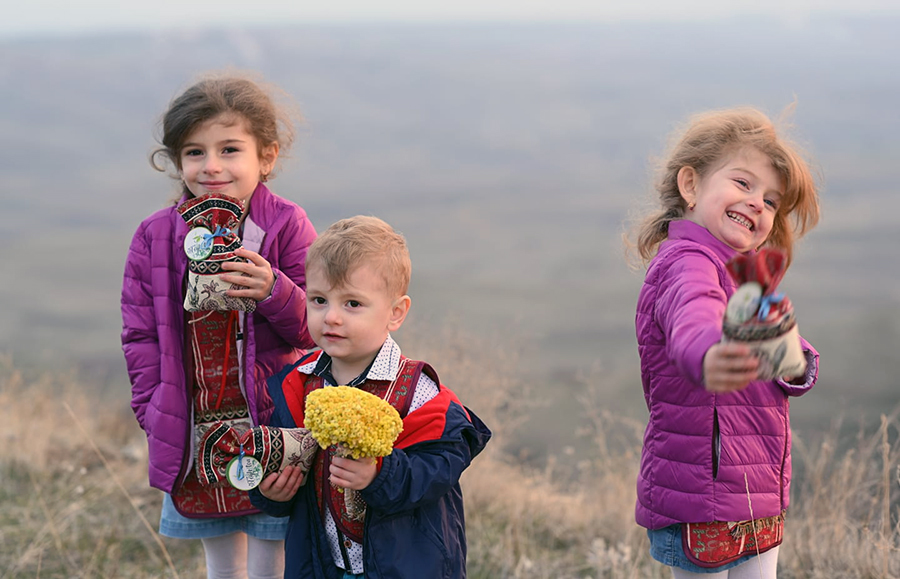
[724,247,787,295]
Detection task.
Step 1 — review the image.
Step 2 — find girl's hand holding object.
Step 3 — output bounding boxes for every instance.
[222,247,276,301]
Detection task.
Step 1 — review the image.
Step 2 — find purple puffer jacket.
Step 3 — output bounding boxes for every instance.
[635,220,819,529]
[121,183,317,493]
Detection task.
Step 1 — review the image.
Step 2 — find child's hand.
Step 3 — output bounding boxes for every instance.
[258,466,304,502]
[221,248,276,301]
[330,455,378,491]
[703,343,759,393]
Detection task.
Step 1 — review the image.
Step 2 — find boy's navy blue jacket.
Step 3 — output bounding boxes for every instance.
[249,357,492,579]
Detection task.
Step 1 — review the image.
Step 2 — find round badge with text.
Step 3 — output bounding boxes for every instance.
[226,455,264,491]
[184,227,214,261]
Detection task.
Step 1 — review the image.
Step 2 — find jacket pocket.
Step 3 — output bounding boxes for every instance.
[712,408,721,480]
[366,511,450,578]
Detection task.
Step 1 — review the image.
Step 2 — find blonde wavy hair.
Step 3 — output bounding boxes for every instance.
[306,215,411,298]
[632,107,820,267]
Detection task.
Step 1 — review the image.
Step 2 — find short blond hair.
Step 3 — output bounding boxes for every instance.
[634,107,820,267]
[306,216,411,297]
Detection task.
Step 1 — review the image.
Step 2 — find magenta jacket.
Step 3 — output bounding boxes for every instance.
[121,183,317,493]
[635,220,819,529]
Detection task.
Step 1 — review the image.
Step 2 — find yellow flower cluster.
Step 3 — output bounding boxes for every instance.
[305,386,403,459]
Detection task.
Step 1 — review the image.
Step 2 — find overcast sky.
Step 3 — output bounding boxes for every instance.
[3,0,899,39]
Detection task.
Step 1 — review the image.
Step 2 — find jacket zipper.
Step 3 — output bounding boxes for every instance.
[779,398,790,507]
[174,294,193,493]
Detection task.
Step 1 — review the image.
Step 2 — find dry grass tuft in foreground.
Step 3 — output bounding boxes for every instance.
[1,347,898,578]
[0,356,202,578]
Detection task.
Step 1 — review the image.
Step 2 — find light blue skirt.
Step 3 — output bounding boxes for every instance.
[159,493,289,540]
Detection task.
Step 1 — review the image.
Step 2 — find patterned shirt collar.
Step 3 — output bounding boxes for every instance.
[308,334,402,386]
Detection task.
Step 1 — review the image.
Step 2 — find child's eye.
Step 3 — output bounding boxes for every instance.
[311,296,326,305]
[183,148,203,157]
[734,178,750,189]
[765,198,779,210]
[222,146,239,154]
[347,300,362,308]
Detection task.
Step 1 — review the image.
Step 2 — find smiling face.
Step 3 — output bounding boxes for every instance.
[179,114,278,203]
[679,147,784,253]
[306,262,410,385]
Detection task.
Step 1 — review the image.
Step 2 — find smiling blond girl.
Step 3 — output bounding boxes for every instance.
[631,108,820,578]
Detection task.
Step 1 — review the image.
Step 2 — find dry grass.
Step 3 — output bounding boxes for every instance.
[0,356,203,579]
[1,346,898,578]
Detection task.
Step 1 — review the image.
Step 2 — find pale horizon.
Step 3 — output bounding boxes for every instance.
[4,0,899,40]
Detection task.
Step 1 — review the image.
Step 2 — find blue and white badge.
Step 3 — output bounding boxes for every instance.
[184,227,214,261]
[726,282,762,324]
[226,454,264,491]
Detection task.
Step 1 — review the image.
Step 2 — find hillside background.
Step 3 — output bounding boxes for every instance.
[2,17,898,446]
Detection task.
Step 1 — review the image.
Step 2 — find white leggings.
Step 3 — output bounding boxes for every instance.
[201,532,284,579]
[672,546,779,579]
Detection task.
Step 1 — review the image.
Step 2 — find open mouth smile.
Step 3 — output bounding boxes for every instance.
[727,211,754,231]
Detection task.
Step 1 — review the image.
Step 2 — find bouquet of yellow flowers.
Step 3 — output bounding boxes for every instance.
[305,386,404,520]
[305,386,403,457]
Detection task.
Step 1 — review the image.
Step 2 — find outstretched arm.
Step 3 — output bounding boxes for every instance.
[656,249,736,389]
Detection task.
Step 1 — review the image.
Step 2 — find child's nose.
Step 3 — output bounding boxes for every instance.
[203,155,222,174]
[747,192,764,213]
[324,307,340,325]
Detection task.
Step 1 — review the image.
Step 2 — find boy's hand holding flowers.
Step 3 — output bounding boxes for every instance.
[329,454,379,490]
[305,385,404,519]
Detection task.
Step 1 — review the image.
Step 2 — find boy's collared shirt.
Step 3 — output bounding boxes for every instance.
[297,334,439,574]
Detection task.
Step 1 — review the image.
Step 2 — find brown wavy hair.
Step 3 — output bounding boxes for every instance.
[150,73,296,198]
[632,107,820,267]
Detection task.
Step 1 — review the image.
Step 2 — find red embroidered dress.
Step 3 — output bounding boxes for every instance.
[171,310,259,517]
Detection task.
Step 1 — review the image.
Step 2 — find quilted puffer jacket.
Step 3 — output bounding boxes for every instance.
[121,183,317,493]
[635,220,819,529]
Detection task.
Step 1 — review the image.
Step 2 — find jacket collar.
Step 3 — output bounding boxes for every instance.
[247,182,285,230]
[667,219,751,264]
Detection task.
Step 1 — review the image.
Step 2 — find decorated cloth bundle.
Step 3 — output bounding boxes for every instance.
[305,386,404,519]
[682,512,784,568]
[177,192,256,312]
[722,248,806,380]
[197,421,319,491]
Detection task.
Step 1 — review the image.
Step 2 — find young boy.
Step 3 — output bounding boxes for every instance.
[250,216,491,579]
